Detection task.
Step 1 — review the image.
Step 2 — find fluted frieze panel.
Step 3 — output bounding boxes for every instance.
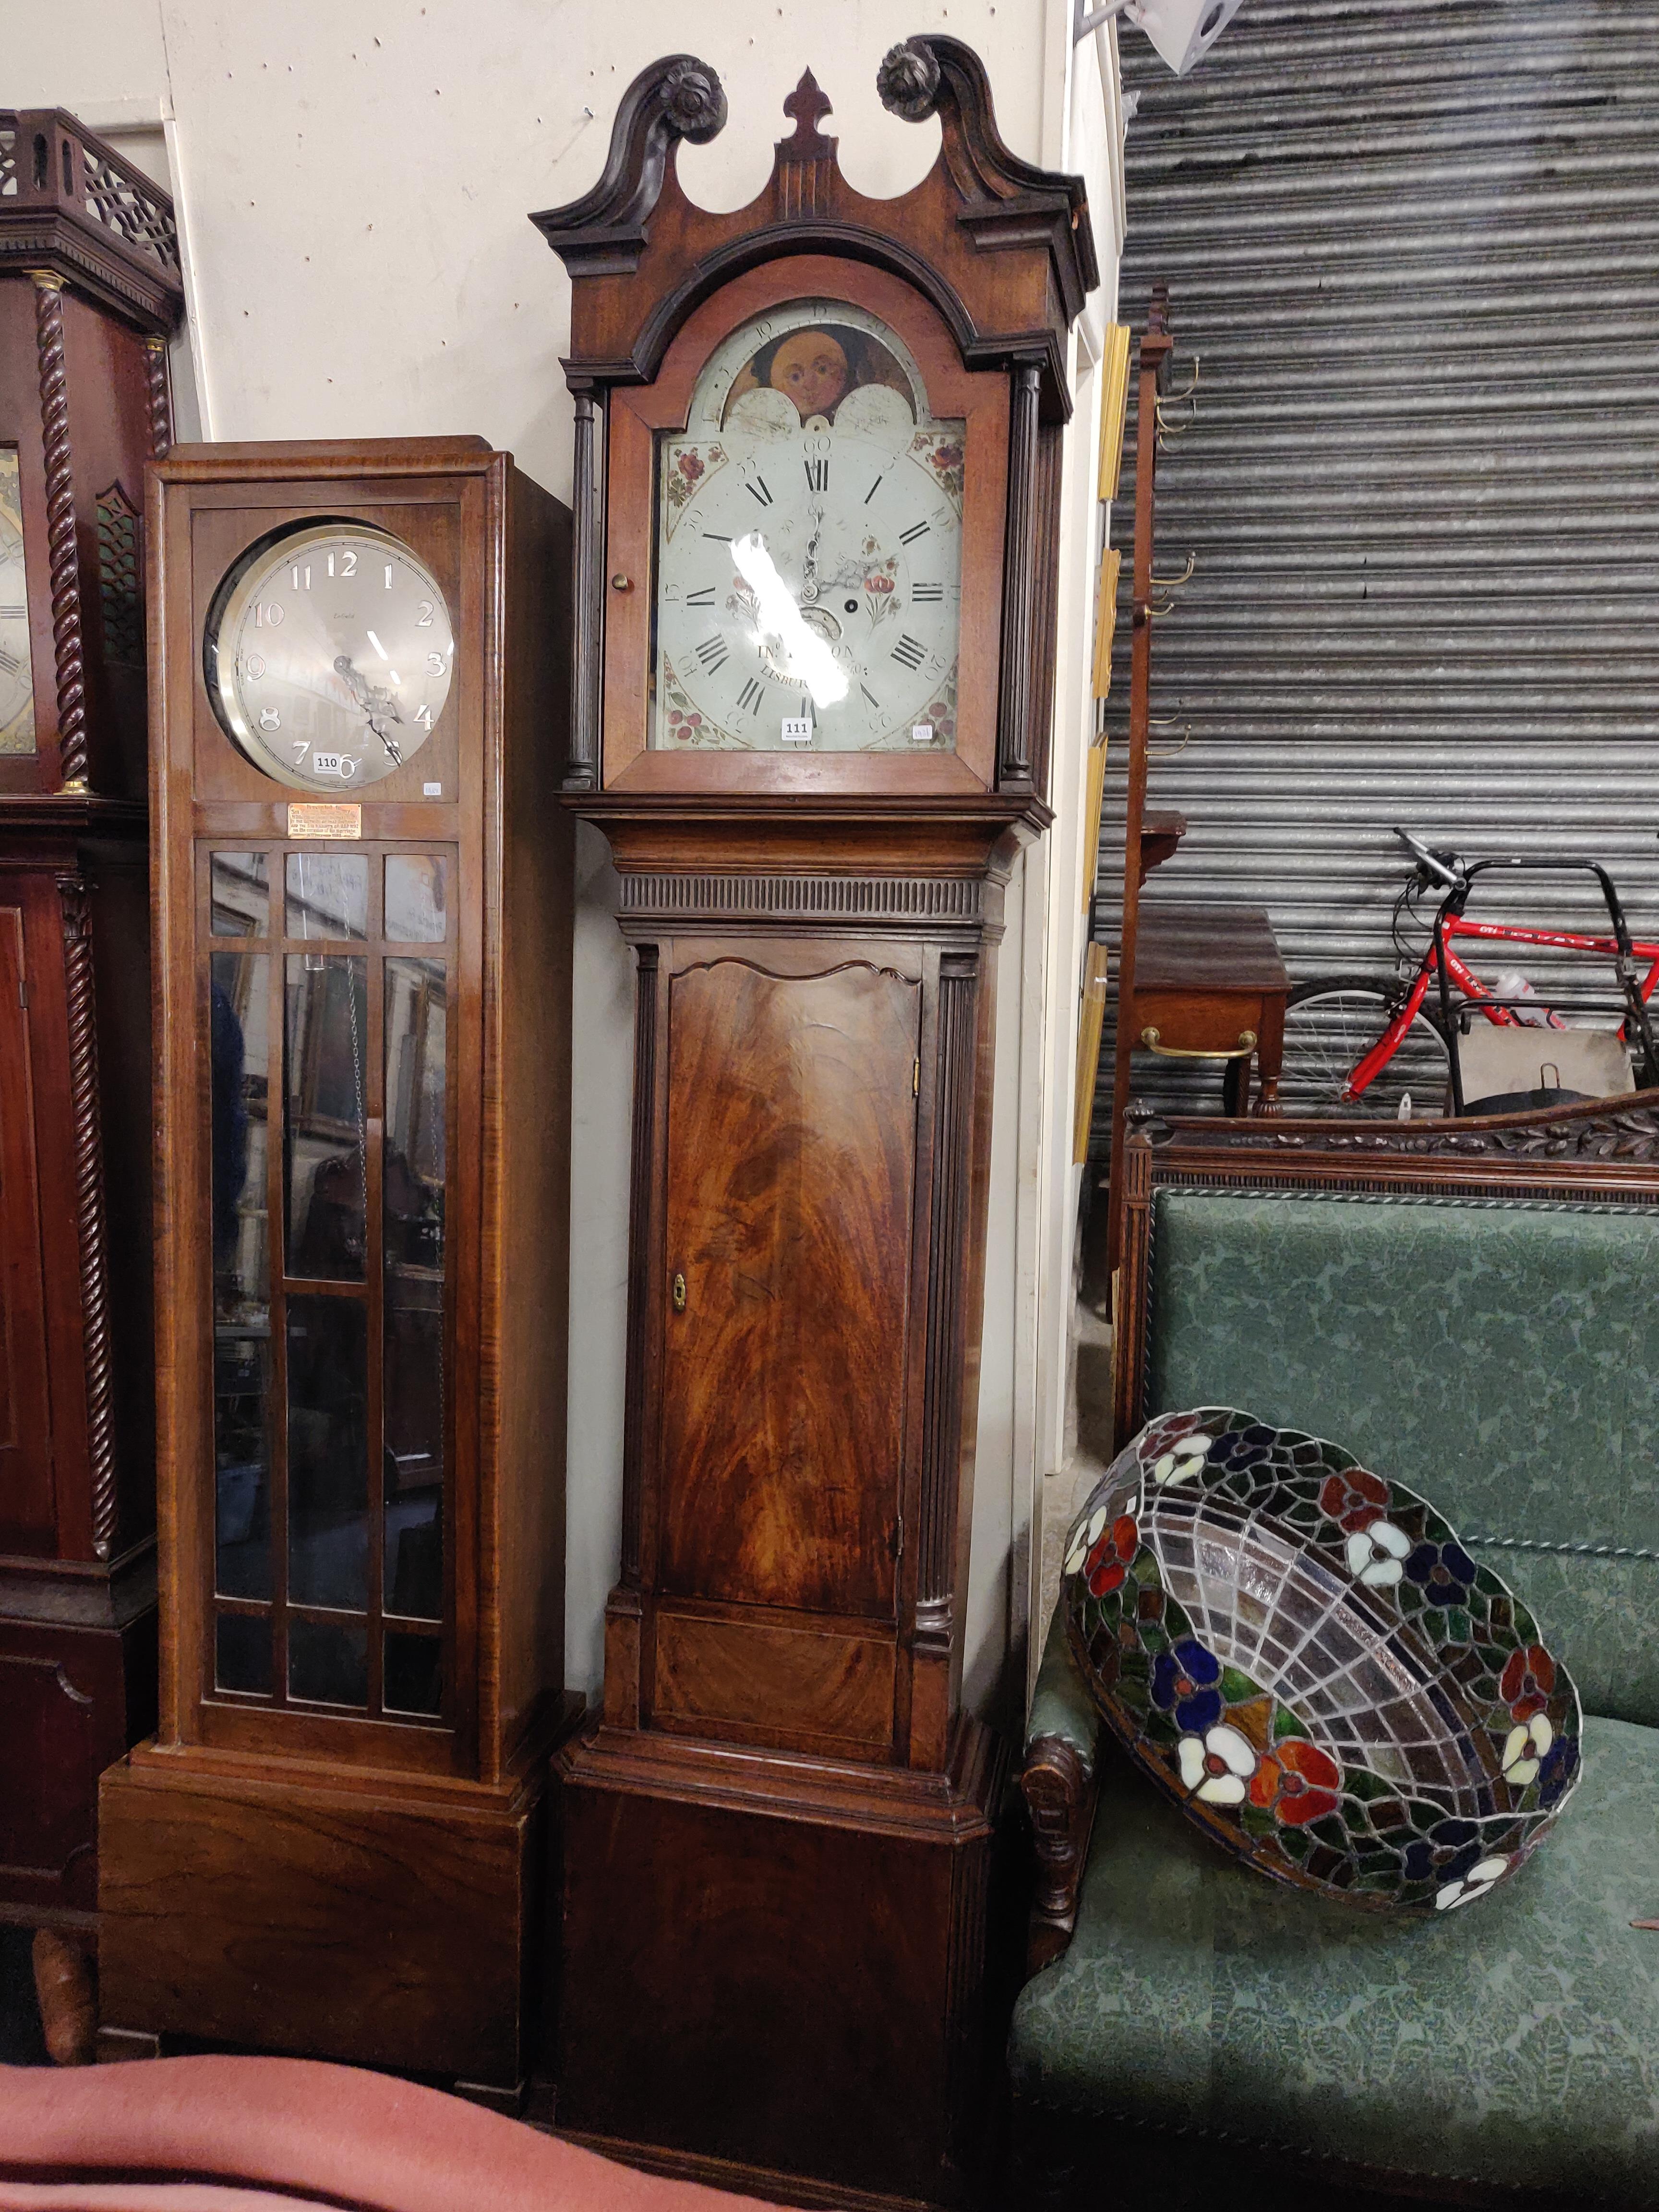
[618,874,984,924]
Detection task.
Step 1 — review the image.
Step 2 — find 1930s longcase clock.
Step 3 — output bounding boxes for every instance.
[532,42,1094,2203]
[96,438,580,2104]
[0,109,180,1946]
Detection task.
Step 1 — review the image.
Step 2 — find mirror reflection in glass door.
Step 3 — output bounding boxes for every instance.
[384,953,446,1627]
[204,842,454,1723]
[285,955,368,1282]
[210,946,273,1621]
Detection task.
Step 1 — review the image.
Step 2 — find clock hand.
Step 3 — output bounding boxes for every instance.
[800,505,823,602]
[731,531,848,710]
[334,654,405,763]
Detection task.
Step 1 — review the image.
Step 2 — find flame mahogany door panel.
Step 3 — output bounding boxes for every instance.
[657,956,919,1621]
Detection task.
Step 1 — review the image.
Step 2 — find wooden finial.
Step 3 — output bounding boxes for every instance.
[780,68,836,162]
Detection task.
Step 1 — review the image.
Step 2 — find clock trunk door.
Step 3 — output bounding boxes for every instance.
[657,955,919,1619]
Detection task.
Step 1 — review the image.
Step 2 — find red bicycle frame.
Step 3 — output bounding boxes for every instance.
[1347,913,1659,1104]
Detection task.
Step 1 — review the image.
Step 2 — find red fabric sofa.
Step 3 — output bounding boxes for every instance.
[0,2056,781,2212]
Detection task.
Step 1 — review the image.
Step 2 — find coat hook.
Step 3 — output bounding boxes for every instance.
[1155,361,1201,442]
[1165,355,1201,404]
[1146,709,1190,759]
[1149,550,1196,614]
[1149,552,1196,590]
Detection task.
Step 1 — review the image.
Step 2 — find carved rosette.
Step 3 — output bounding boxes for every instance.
[877,39,942,123]
[661,57,726,144]
[31,273,90,792]
[56,876,118,1560]
[143,334,172,459]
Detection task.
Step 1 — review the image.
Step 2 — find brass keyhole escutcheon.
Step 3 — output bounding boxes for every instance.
[672,1272,686,1313]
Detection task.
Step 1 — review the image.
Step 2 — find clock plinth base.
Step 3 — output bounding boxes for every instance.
[97,1696,583,2092]
[553,1714,1012,2210]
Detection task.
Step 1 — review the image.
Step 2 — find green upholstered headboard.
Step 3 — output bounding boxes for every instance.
[1145,1187,1659,1726]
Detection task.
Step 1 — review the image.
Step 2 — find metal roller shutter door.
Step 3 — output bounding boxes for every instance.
[1092,0,1659,1149]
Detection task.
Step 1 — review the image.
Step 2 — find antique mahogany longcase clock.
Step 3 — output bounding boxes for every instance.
[533,42,1095,2205]
[96,439,579,2104]
[0,111,180,1938]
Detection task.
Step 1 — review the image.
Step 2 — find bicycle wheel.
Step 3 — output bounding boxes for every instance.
[1278,975,1452,1118]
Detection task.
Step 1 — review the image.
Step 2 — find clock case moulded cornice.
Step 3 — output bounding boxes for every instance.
[1,111,182,813]
[0,111,182,337]
[530,40,1097,411]
[531,38,1098,812]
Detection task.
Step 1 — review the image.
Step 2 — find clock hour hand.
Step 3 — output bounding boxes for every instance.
[800,504,823,602]
[334,654,405,764]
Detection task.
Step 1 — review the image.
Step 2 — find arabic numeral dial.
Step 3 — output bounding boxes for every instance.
[205,523,456,793]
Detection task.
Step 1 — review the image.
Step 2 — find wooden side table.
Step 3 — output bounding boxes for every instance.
[1130,904,1289,1116]
[1105,902,1290,1283]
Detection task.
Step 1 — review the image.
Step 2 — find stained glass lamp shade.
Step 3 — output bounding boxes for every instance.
[1060,1408,1583,1912]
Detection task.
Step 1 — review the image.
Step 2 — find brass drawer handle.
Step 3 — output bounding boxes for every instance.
[672,1272,686,1313]
[1140,1026,1257,1060]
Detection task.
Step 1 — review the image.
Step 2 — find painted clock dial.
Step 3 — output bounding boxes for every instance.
[204,522,455,791]
[651,299,964,754]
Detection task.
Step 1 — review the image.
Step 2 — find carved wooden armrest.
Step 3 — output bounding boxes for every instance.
[1020,1731,1100,1977]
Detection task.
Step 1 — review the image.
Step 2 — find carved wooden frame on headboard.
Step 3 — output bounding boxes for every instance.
[1022,1089,1659,1975]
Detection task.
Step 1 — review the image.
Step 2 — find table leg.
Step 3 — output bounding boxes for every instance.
[1253,989,1286,1116]
[1223,1052,1250,1117]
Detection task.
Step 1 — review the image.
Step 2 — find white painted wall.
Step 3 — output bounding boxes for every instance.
[11,0,1121,1717]
[1020,18,1127,1696]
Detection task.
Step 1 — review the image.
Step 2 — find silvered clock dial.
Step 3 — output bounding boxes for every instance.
[651,299,964,754]
[204,522,454,791]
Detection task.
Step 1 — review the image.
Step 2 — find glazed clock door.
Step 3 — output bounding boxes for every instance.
[204,840,457,1731]
[598,254,1010,793]
[657,953,920,1620]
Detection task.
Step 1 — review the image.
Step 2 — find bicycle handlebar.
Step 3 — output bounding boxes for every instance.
[1393,827,1462,891]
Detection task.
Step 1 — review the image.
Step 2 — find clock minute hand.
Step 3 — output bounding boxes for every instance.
[334,654,405,764]
[730,531,847,710]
